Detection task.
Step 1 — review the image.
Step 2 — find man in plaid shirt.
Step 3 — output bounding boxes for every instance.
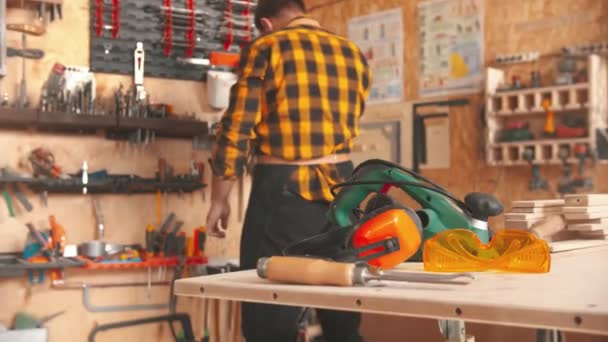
[207,0,371,340]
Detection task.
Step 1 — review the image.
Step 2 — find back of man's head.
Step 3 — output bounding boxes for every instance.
[254,0,307,33]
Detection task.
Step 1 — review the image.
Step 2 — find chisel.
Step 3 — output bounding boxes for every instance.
[1,186,15,217]
[257,256,475,287]
[11,184,33,212]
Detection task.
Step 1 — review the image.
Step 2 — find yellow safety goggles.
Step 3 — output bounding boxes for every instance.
[423,229,551,273]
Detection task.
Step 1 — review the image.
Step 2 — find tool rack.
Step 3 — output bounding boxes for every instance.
[0,107,210,138]
[0,254,207,278]
[484,53,608,166]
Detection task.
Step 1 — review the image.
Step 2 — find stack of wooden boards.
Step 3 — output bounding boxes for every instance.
[563,194,608,240]
[504,199,565,231]
[505,194,608,240]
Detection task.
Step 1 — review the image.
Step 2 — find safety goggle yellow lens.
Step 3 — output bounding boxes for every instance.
[423,229,551,273]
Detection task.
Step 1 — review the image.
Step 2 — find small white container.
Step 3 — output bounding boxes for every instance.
[207,70,238,109]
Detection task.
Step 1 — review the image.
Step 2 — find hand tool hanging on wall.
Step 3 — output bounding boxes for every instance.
[223,0,233,50]
[522,147,548,191]
[257,256,475,286]
[1,184,15,217]
[542,99,555,137]
[28,147,64,178]
[10,183,33,212]
[7,23,46,36]
[92,198,104,239]
[95,0,119,38]
[185,0,196,57]
[7,46,44,59]
[163,0,173,56]
[134,42,146,101]
[0,168,34,214]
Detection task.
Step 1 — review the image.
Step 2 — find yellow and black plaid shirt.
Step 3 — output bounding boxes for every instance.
[211,17,371,202]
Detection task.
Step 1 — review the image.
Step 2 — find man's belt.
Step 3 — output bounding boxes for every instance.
[254,154,350,166]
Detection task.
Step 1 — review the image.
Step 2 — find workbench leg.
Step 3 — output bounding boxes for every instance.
[438,320,474,342]
[536,329,564,342]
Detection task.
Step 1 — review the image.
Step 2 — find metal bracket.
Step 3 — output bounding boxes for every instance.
[536,329,564,342]
[438,320,474,342]
[82,284,169,312]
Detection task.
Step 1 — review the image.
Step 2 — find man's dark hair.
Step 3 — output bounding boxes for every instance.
[254,0,307,31]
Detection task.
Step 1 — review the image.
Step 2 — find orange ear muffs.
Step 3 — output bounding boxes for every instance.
[281,193,423,269]
[352,207,423,269]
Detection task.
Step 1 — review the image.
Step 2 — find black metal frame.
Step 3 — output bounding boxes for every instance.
[87,313,196,342]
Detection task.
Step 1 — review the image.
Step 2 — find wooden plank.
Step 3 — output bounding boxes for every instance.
[511,199,565,208]
[563,206,608,214]
[564,194,608,207]
[504,212,553,220]
[568,223,608,232]
[549,240,608,253]
[567,218,608,225]
[579,230,608,237]
[175,246,608,336]
[505,218,545,230]
[510,207,563,214]
[565,212,608,221]
[580,235,608,240]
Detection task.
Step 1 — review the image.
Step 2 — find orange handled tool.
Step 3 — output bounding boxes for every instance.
[193,227,206,257]
[542,99,555,136]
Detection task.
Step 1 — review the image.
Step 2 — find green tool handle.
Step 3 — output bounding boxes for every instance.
[2,191,15,217]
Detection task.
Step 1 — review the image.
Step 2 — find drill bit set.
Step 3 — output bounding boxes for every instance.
[39,63,98,115]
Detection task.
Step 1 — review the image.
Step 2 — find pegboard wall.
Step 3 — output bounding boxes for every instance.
[88,0,258,81]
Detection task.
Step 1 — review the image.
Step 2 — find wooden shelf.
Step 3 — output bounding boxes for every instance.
[0,107,38,127]
[484,54,608,167]
[486,138,605,166]
[491,105,588,117]
[0,108,211,140]
[491,137,589,148]
[37,111,117,131]
[491,82,588,97]
[116,116,209,138]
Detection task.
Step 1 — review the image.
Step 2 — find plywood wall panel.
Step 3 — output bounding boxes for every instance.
[1,1,240,341]
[307,0,608,340]
[308,0,608,220]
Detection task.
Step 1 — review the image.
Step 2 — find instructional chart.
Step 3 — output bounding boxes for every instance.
[348,8,404,104]
[418,0,484,96]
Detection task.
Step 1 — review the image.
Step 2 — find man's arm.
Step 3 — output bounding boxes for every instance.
[206,40,269,237]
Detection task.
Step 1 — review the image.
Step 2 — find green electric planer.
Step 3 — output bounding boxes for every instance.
[328,159,504,261]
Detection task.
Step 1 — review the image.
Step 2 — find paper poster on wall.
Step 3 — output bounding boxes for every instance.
[348,8,404,104]
[418,0,484,97]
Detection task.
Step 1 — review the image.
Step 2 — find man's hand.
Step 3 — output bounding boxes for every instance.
[206,200,231,238]
[205,175,237,238]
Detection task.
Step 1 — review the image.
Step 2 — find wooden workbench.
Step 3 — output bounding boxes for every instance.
[174,245,608,336]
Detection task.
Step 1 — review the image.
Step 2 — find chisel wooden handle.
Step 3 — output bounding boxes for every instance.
[7,24,46,36]
[257,256,357,286]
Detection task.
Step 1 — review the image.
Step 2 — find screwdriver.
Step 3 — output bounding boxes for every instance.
[145,224,156,258]
[1,186,15,217]
[193,227,206,257]
[257,256,475,287]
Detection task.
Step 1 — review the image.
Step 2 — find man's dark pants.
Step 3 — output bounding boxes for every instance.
[239,162,363,342]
